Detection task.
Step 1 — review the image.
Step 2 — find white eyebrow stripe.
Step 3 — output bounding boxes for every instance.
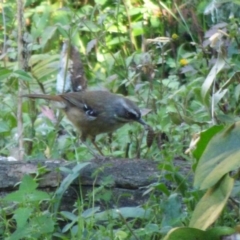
[119,98,139,117]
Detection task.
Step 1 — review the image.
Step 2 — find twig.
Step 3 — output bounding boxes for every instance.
[17,0,25,160]
[1,0,7,66]
[117,209,140,240]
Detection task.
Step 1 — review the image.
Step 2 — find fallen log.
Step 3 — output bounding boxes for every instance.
[0,157,191,211]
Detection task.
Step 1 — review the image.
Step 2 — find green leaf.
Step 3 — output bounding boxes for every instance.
[5,189,50,203]
[19,175,38,192]
[8,213,54,240]
[190,174,234,230]
[107,37,128,46]
[95,0,108,4]
[206,226,235,239]
[132,21,144,36]
[81,20,101,32]
[192,125,224,162]
[53,162,90,213]
[168,112,182,125]
[60,211,77,221]
[94,207,151,221]
[129,7,144,16]
[14,70,33,81]
[194,122,240,189]
[0,68,12,81]
[30,213,54,234]
[201,55,225,103]
[13,208,33,229]
[25,190,50,202]
[0,121,10,133]
[115,230,128,239]
[7,226,28,240]
[30,54,59,80]
[163,227,207,240]
[4,191,28,203]
[52,9,70,25]
[161,194,183,228]
[81,207,100,218]
[41,26,57,48]
[4,175,50,203]
[235,84,240,101]
[212,89,228,107]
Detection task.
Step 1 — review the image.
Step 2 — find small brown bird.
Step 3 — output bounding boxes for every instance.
[22,90,147,155]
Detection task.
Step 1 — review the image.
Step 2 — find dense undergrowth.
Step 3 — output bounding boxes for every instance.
[1,0,240,239]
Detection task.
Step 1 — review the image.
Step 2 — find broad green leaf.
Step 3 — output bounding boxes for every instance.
[94,207,151,221]
[154,183,170,196]
[61,211,77,221]
[129,7,144,16]
[14,70,33,81]
[52,9,70,25]
[53,162,90,213]
[201,55,225,103]
[132,21,144,36]
[17,175,37,192]
[115,230,128,239]
[212,89,228,107]
[117,207,151,219]
[0,121,10,133]
[86,39,97,54]
[7,226,28,240]
[81,207,100,218]
[190,174,234,230]
[192,125,224,162]
[235,84,240,101]
[31,4,51,39]
[206,226,235,239]
[32,60,58,79]
[30,214,54,234]
[163,227,207,240]
[161,194,183,228]
[13,208,33,229]
[143,223,159,234]
[81,20,100,32]
[0,68,12,81]
[30,54,59,66]
[107,37,128,46]
[168,111,182,124]
[4,175,50,202]
[164,226,235,240]
[95,0,108,4]
[106,25,127,33]
[220,71,240,91]
[9,213,54,240]
[5,189,50,203]
[41,26,57,49]
[194,122,240,189]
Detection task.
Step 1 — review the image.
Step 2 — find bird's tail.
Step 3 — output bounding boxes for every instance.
[21,94,63,102]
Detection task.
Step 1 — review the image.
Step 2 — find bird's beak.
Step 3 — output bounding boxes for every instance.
[137,118,147,126]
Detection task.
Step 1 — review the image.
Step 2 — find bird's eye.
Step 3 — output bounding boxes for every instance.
[83,104,97,117]
[126,111,138,120]
[83,104,90,111]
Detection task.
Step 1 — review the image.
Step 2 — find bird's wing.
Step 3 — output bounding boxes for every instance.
[60,92,86,109]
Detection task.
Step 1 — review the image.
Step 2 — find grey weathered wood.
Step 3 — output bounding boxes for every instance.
[0,158,191,210]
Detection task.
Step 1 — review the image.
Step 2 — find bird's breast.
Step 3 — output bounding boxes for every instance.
[64,107,125,136]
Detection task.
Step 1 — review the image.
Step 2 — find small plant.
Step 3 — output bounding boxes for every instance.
[2,175,53,239]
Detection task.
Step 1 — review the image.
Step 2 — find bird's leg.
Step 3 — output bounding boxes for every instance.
[91,137,104,156]
[80,135,104,158]
[107,133,113,154]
